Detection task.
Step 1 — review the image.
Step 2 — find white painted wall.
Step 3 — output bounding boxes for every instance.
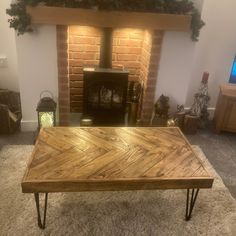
[156,0,236,113]
[155,0,203,112]
[155,31,196,111]
[15,26,58,131]
[0,0,19,91]
[186,0,236,108]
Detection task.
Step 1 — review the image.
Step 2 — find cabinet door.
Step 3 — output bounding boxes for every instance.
[223,99,236,131]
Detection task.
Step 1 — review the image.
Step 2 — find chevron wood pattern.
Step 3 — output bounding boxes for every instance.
[22,127,214,193]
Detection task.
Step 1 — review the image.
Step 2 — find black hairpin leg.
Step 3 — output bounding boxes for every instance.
[185,189,200,221]
[34,193,48,229]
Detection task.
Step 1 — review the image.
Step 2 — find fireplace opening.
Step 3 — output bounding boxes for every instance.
[83,28,129,125]
[83,68,128,125]
[58,26,164,126]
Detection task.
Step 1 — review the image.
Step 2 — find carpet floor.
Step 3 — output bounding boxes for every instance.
[0,145,236,236]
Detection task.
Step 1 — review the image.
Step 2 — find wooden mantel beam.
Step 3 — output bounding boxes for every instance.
[27,6,191,31]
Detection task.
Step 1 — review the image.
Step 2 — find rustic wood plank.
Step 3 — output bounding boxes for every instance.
[26,6,191,31]
[22,127,214,193]
[22,178,214,193]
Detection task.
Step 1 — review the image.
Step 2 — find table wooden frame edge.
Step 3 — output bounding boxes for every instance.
[22,177,213,193]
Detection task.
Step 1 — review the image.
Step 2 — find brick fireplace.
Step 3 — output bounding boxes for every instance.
[56,25,163,126]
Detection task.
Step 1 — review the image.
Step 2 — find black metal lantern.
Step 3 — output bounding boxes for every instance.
[37,91,56,129]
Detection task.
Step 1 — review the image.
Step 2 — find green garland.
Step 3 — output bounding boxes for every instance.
[6,0,205,41]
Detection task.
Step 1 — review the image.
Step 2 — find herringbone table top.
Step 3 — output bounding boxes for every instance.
[22,127,213,193]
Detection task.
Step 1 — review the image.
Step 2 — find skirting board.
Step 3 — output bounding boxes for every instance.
[21,120,38,132]
[21,119,60,131]
[21,108,216,131]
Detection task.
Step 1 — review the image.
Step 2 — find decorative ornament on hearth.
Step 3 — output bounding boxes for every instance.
[190,72,210,128]
[37,91,57,130]
[167,118,178,127]
[155,94,170,117]
[174,104,186,131]
[152,94,170,127]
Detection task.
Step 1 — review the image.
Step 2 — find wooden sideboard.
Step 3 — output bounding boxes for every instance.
[214,84,236,133]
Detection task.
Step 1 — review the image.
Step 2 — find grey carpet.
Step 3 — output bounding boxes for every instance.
[0,145,236,236]
[187,129,236,199]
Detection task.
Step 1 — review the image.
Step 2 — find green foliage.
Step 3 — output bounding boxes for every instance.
[191,9,205,41]
[6,1,32,35]
[6,0,204,41]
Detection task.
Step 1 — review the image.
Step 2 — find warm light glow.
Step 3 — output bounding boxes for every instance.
[69,26,101,36]
[83,119,92,122]
[39,112,54,127]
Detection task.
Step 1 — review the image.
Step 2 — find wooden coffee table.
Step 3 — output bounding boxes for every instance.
[22,127,214,229]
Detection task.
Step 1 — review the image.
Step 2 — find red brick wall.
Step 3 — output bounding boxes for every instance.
[140,30,152,84]
[112,29,143,82]
[68,27,145,112]
[140,30,164,125]
[56,25,70,126]
[68,26,101,113]
[141,30,163,125]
